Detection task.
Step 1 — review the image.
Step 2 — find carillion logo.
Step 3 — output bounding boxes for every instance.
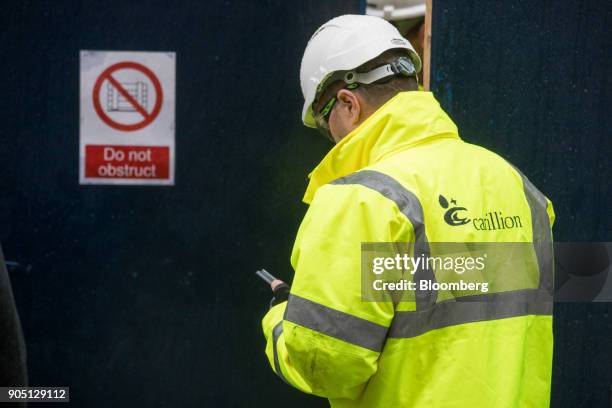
[472,211,523,230]
[438,195,469,226]
[438,195,523,231]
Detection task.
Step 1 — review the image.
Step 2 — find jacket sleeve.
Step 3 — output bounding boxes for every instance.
[262,182,414,400]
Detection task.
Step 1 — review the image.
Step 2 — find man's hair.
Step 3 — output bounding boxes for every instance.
[315,48,419,114]
[353,48,419,109]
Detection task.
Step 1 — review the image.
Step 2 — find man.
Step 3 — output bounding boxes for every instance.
[262,15,554,407]
[0,244,28,406]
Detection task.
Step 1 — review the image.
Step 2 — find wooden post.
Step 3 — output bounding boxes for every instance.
[423,0,433,91]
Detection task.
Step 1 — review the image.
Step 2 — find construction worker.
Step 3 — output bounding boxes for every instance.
[262,15,554,407]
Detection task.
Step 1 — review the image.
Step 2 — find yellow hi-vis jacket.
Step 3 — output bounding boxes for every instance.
[262,91,555,407]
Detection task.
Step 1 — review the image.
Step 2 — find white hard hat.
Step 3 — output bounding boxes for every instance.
[300,14,421,128]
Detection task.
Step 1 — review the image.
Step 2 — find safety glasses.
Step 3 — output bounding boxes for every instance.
[313,97,338,141]
[313,83,360,142]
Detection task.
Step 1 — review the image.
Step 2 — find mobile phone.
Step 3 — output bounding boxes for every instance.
[255,269,276,285]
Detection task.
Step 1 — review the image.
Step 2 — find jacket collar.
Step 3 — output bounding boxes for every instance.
[303,91,460,203]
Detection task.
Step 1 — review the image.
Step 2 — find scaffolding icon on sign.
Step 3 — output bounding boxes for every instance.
[106,82,148,112]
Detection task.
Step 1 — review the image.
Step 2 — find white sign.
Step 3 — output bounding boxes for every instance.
[79,50,175,185]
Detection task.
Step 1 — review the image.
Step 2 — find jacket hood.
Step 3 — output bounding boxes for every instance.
[303,91,460,203]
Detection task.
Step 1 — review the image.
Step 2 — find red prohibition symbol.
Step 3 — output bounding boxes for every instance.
[92,61,163,132]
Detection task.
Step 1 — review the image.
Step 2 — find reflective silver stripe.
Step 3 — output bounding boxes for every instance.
[331,170,426,243]
[388,289,553,339]
[517,172,554,295]
[331,170,437,309]
[284,294,388,352]
[272,322,288,384]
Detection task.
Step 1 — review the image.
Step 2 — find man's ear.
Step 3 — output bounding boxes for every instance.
[336,89,362,125]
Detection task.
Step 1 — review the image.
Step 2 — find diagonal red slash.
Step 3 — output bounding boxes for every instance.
[92,61,163,132]
[105,74,151,119]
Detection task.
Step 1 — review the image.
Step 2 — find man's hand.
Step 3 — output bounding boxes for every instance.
[271,279,286,291]
[270,279,290,308]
